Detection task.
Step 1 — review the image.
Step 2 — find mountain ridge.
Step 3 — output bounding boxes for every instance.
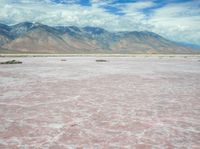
[0,22,199,54]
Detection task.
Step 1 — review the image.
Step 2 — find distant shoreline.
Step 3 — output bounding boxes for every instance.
[1,54,200,57]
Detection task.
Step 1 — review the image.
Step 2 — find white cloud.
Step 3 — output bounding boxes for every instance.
[148,1,200,45]
[0,0,199,45]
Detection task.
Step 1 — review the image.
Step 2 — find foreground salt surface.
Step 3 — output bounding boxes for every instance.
[0,57,200,149]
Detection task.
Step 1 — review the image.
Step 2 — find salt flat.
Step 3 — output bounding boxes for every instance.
[0,56,200,148]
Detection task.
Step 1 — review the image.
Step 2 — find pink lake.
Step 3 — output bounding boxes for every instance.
[0,56,200,148]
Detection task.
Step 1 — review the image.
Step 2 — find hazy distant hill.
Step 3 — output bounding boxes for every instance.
[0,22,198,54]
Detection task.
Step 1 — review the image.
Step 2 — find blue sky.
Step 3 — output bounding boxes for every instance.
[0,0,200,45]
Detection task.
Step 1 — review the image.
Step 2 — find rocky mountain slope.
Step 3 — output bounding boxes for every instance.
[0,22,198,54]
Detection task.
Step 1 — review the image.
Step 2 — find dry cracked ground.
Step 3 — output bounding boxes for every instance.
[0,56,200,149]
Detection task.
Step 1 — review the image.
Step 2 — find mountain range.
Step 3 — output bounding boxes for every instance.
[0,22,198,54]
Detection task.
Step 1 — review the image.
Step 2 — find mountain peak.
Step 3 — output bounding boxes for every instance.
[82,26,107,35]
[13,22,34,27]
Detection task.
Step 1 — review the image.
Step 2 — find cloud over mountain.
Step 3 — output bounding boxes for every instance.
[0,0,199,45]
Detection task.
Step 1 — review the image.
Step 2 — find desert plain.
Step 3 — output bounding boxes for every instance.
[0,55,200,148]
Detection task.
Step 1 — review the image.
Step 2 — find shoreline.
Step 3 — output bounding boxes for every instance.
[1,53,200,57]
